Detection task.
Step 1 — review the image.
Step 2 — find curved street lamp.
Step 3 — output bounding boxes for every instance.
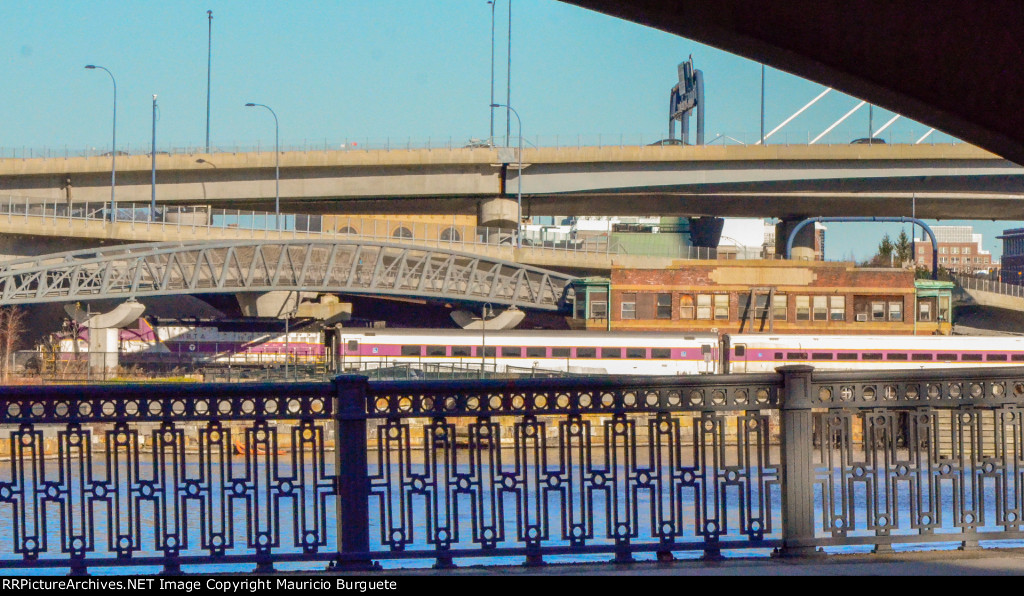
[490,102,522,247]
[245,102,280,230]
[85,65,117,222]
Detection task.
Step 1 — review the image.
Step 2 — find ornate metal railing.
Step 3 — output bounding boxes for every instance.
[3,366,1024,573]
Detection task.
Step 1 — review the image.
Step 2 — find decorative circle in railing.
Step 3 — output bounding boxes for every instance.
[689,390,703,406]
[949,383,962,398]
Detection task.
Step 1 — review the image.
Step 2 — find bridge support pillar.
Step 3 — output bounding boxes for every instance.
[236,291,316,318]
[65,301,146,376]
[688,216,725,248]
[776,218,816,260]
[477,197,519,231]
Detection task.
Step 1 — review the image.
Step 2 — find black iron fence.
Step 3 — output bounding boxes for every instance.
[2,365,1024,573]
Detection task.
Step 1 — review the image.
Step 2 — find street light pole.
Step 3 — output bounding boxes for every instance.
[488,1,496,145]
[245,103,280,230]
[206,9,213,153]
[479,302,493,376]
[85,65,116,222]
[506,0,512,147]
[151,95,158,219]
[491,102,522,247]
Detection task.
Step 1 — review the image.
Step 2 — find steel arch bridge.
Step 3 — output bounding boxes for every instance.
[0,240,577,311]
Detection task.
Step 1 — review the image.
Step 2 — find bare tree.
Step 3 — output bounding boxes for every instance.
[0,307,25,383]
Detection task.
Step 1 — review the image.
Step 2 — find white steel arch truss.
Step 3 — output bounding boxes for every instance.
[0,240,577,311]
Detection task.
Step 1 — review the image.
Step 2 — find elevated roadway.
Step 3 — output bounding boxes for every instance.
[2,143,1023,220]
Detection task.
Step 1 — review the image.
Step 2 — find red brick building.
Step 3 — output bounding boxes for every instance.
[571,260,951,335]
[915,225,994,275]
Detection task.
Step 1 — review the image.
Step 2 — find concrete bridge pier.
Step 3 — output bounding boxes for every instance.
[64,301,146,375]
[477,197,519,231]
[688,216,725,249]
[450,307,526,330]
[776,217,816,261]
[237,291,312,318]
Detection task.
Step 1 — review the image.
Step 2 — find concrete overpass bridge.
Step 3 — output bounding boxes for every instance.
[2,143,1023,222]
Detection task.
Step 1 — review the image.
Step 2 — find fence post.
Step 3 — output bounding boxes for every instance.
[775,365,820,558]
[331,374,377,571]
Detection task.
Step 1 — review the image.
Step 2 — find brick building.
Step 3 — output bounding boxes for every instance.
[570,260,953,335]
[915,225,994,275]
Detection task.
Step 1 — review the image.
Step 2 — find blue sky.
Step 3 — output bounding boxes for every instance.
[0,0,1014,261]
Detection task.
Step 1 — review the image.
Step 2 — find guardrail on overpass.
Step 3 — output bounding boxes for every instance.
[0,365,1022,573]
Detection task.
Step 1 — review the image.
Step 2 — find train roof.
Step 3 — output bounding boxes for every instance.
[728,334,1024,346]
[338,328,720,341]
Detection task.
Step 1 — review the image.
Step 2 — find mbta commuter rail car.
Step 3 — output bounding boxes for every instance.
[54,319,1024,375]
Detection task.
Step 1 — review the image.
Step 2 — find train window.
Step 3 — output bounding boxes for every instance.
[1012,354,1024,362]
[886,353,908,360]
[452,346,472,357]
[427,345,446,357]
[911,353,933,361]
[837,353,858,360]
[938,353,958,361]
[602,347,623,358]
[526,347,546,358]
[552,347,570,358]
[811,352,834,360]
[734,345,746,357]
[862,353,883,360]
[347,340,359,352]
[987,354,1008,361]
[651,348,671,359]
[627,348,646,358]
[500,347,523,357]
[787,352,808,360]
[401,345,421,357]
[961,354,983,361]
[775,352,784,359]
[576,347,597,358]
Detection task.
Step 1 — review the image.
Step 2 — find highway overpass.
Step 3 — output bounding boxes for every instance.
[2,143,1022,220]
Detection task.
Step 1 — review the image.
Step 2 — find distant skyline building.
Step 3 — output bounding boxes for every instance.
[915,225,993,275]
[999,227,1024,284]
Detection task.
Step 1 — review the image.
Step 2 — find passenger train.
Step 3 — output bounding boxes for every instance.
[57,319,1024,375]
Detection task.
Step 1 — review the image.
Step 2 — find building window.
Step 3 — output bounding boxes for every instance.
[872,301,886,321]
[940,247,947,254]
[812,296,827,321]
[939,257,946,264]
[918,257,925,264]
[796,296,810,321]
[590,290,608,320]
[919,301,932,321]
[656,293,672,319]
[680,294,695,319]
[392,226,413,239]
[621,293,636,320]
[696,294,712,320]
[889,301,903,321]
[918,246,924,254]
[952,257,959,264]
[773,294,788,320]
[952,247,960,254]
[440,227,461,242]
[964,247,971,255]
[830,296,845,321]
[714,294,729,320]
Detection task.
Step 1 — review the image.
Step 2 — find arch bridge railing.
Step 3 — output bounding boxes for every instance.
[0,239,576,311]
[3,365,1024,573]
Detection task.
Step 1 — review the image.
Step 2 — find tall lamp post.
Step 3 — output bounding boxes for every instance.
[85,65,117,222]
[478,302,494,377]
[491,103,522,247]
[245,103,280,230]
[206,10,213,153]
[151,95,158,220]
[487,1,496,145]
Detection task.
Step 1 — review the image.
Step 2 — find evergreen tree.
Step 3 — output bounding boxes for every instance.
[895,229,913,265]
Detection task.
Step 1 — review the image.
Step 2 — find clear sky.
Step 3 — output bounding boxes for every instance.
[0,0,1015,261]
